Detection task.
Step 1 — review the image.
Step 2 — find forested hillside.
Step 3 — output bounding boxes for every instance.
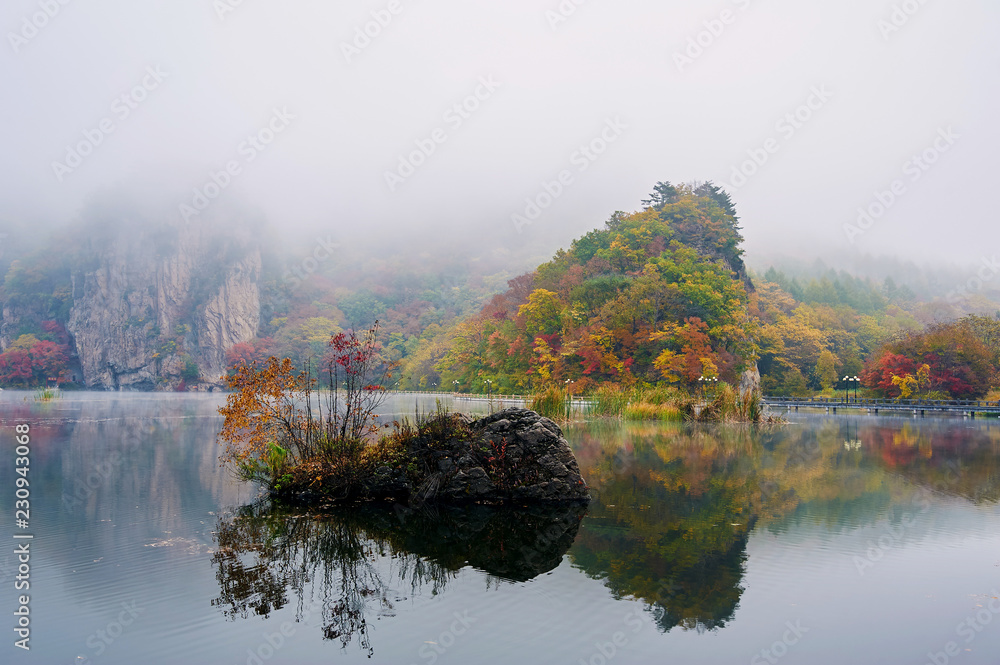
[392,183,1000,400]
[1,182,997,398]
[400,182,755,394]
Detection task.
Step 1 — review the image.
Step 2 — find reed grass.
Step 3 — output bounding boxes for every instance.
[530,386,571,420]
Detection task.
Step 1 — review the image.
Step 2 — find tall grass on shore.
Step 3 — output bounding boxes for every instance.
[587,385,690,422]
[530,386,573,420]
[695,383,769,424]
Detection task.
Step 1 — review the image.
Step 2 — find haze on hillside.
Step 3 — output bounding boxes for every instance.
[0,0,996,268]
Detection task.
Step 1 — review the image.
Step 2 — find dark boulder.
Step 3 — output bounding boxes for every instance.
[408,408,590,504]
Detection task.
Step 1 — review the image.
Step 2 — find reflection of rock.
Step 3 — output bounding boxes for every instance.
[405,408,591,504]
[357,502,586,582]
[211,500,585,654]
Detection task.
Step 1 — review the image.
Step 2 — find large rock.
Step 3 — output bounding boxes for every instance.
[65,219,261,390]
[407,408,591,504]
[739,361,762,399]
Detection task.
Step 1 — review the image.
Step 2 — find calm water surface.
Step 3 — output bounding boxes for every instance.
[1,392,999,664]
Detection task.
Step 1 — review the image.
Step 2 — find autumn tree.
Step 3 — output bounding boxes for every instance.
[218,322,395,482]
[815,349,838,391]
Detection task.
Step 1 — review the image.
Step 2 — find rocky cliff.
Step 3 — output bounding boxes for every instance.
[64,222,261,390]
[59,220,262,390]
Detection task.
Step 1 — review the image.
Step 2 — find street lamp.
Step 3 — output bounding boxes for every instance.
[843,376,860,403]
[484,379,493,401]
[565,379,575,412]
[453,380,460,394]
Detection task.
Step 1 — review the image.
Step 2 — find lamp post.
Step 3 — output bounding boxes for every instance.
[485,379,492,401]
[843,376,859,403]
[699,376,718,399]
[453,380,459,394]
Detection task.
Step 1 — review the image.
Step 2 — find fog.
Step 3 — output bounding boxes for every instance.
[1,0,997,267]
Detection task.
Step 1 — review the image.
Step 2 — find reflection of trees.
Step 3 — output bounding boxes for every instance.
[212,504,396,655]
[566,418,1000,634]
[570,424,757,632]
[211,501,585,654]
[858,421,1000,504]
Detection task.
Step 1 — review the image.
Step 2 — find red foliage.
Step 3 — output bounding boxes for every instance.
[861,321,997,399]
[0,339,71,386]
[860,352,915,397]
[0,349,33,385]
[225,338,274,371]
[29,340,68,380]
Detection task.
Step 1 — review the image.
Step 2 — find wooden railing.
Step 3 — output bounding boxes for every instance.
[764,396,1000,413]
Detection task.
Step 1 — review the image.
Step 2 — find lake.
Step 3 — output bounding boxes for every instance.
[2,391,999,665]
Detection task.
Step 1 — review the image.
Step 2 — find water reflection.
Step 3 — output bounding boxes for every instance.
[211,501,586,653]
[209,413,1000,656]
[566,417,1000,633]
[570,422,757,632]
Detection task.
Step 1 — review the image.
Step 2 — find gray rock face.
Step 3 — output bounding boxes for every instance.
[739,361,762,399]
[409,408,590,504]
[65,222,261,390]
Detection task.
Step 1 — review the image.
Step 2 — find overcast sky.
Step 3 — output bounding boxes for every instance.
[1,0,997,266]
